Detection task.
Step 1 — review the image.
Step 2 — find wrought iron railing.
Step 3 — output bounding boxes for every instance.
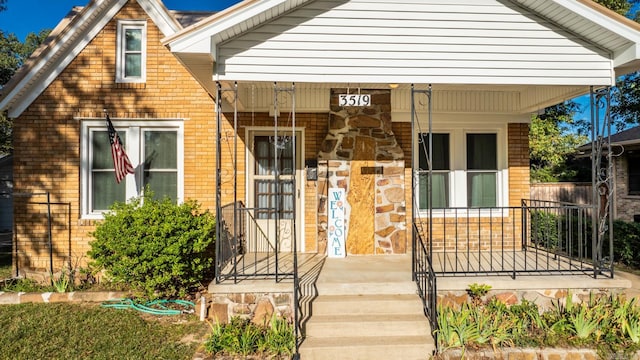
[412,223,438,350]
[214,200,301,357]
[415,201,603,278]
[523,199,611,277]
[215,201,297,283]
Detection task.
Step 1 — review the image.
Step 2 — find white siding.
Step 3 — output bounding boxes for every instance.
[216,0,614,85]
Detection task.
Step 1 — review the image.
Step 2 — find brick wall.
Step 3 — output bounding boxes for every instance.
[614,155,640,222]
[11,0,535,270]
[12,1,216,272]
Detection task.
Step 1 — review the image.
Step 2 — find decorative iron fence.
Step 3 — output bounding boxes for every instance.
[417,202,602,278]
[412,223,438,349]
[215,201,298,283]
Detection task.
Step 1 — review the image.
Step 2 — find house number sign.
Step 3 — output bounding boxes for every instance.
[327,188,346,258]
[338,94,371,107]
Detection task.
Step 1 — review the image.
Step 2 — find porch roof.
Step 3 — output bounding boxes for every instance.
[163,0,640,112]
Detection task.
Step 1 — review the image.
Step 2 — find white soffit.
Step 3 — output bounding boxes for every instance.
[164,0,313,56]
[513,0,640,72]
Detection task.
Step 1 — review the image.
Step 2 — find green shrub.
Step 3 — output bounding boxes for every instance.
[610,220,640,268]
[205,315,294,357]
[436,292,640,358]
[88,193,215,298]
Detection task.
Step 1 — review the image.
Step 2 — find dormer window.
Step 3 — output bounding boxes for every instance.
[116,20,146,83]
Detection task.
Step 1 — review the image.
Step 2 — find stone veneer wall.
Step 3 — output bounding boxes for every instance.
[317,89,406,255]
[208,292,293,325]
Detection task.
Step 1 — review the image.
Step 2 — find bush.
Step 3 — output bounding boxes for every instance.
[611,220,640,268]
[436,292,640,358]
[88,193,216,298]
[205,316,294,357]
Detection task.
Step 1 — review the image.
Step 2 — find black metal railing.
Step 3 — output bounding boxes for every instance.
[215,201,297,283]
[412,223,438,349]
[522,199,607,276]
[416,201,602,278]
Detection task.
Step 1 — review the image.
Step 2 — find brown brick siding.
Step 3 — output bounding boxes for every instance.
[13,1,216,272]
[614,155,640,221]
[11,0,534,270]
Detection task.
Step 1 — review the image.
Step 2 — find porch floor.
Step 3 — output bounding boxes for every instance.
[432,246,597,276]
[209,252,631,295]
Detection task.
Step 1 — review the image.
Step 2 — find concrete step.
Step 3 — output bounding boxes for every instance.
[315,280,418,295]
[299,335,434,360]
[311,294,424,315]
[305,313,431,338]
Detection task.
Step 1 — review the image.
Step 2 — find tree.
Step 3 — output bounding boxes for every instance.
[592,0,640,127]
[0,28,50,153]
[530,103,589,182]
[529,0,640,183]
[593,0,638,17]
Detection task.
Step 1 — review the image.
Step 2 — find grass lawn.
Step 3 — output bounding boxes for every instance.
[0,251,12,279]
[0,302,209,360]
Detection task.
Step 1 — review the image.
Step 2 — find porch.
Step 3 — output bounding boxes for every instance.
[210,187,619,358]
[208,250,631,359]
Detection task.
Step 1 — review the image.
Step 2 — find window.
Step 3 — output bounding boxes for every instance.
[254,135,296,220]
[418,133,450,209]
[467,134,497,207]
[81,120,183,218]
[116,21,146,83]
[416,129,504,211]
[629,153,640,196]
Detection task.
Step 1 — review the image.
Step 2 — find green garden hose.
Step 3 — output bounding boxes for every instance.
[102,298,195,316]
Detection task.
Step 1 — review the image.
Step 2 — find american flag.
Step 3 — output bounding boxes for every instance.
[106,114,134,183]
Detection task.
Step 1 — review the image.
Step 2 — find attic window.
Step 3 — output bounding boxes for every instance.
[116,20,147,83]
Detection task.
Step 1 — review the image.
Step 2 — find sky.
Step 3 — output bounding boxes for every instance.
[0,0,242,41]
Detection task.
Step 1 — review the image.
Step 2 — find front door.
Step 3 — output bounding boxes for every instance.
[247,130,303,252]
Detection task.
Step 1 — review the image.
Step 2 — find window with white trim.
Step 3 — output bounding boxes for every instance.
[418,133,450,209]
[417,129,505,210]
[467,133,497,207]
[116,20,146,83]
[81,120,184,218]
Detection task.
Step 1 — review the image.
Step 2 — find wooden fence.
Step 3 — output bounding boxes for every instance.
[530,182,593,205]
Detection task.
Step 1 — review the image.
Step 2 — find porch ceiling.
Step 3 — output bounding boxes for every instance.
[185,67,589,115]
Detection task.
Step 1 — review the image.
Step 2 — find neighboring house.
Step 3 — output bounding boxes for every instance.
[0,154,12,232]
[580,125,640,222]
[0,0,639,279]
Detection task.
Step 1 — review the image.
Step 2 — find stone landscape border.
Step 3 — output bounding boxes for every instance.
[0,291,129,304]
[438,348,640,360]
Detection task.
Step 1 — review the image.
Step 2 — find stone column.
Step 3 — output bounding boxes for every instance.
[317,89,406,255]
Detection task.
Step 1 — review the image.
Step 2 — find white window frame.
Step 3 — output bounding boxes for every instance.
[80,119,184,219]
[417,132,451,210]
[116,20,147,83]
[415,125,508,216]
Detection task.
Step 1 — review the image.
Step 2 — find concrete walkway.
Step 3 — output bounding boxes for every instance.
[615,270,640,299]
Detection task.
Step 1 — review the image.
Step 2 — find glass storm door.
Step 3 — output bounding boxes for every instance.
[248,132,302,252]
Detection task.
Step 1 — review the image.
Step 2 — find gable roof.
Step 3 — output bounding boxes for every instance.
[610,125,640,146]
[164,0,640,78]
[578,125,640,155]
[159,0,640,92]
[0,0,183,119]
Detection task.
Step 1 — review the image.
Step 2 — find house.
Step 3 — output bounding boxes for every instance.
[0,154,12,232]
[1,0,640,356]
[580,125,640,222]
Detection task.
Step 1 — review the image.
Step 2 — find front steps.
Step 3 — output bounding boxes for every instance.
[298,256,435,360]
